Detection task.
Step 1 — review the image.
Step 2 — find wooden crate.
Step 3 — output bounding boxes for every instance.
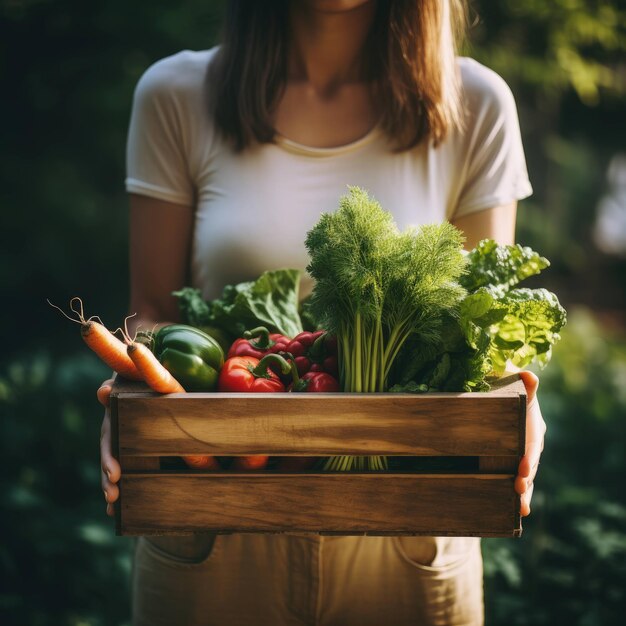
[110,374,526,537]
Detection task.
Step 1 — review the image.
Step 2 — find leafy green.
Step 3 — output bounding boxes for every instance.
[173,269,304,339]
[305,187,466,470]
[172,287,212,329]
[306,186,466,395]
[460,239,549,297]
[487,287,567,375]
[391,243,566,391]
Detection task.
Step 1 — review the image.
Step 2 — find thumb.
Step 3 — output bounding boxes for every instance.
[518,370,539,404]
[97,380,114,407]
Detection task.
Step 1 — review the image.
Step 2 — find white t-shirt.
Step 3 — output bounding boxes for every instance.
[126,48,532,300]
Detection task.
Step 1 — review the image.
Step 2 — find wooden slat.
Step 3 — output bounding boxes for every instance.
[478,456,519,473]
[479,376,527,473]
[111,375,525,537]
[115,392,523,457]
[118,472,521,537]
[121,456,160,470]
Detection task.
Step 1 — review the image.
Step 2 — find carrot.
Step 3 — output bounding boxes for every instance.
[48,298,142,381]
[126,342,185,393]
[122,329,219,468]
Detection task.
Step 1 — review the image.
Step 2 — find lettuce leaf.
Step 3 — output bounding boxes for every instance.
[487,287,567,375]
[173,269,304,339]
[389,240,566,392]
[460,239,550,296]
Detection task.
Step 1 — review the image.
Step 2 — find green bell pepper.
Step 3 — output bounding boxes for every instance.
[153,324,224,391]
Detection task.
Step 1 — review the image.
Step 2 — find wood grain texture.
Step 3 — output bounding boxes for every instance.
[478,456,520,473]
[119,472,521,537]
[110,374,526,537]
[112,375,525,458]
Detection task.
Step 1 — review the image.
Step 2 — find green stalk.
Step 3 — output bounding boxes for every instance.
[324,316,393,472]
[361,326,368,391]
[340,332,351,391]
[354,311,362,392]
[369,317,382,392]
[383,328,414,381]
[380,322,405,370]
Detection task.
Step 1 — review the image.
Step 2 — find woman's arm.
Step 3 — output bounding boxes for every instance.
[451,201,546,518]
[451,202,517,249]
[128,193,194,333]
[100,193,194,516]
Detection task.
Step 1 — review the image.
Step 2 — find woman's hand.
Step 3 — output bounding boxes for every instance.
[98,378,122,517]
[515,370,545,517]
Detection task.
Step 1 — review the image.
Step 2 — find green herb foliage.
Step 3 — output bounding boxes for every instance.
[306,187,466,393]
[305,187,466,470]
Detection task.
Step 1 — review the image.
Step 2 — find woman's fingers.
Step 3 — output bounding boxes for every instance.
[520,481,534,517]
[100,404,122,511]
[515,439,542,494]
[513,370,545,517]
[102,478,120,506]
[518,439,543,478]
[98,377,120,517]
[100,407,121,481]
[97,378,115,407]
[515,368,546,492]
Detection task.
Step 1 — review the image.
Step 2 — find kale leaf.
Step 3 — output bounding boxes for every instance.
[173,269,304,339]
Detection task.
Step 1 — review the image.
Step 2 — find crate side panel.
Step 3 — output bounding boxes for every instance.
[118,394,522,457]
[120,473,519,536]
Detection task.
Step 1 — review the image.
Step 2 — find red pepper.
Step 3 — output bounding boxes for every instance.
[293,371,340,393]
[227,327,291,360]
[218,353,290,392]
[218,353,291,470]
[285,331,338,377]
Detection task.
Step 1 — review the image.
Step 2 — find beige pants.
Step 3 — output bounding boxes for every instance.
[131,534,483,625]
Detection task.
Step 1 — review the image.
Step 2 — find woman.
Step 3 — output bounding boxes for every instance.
[99,1,545,624]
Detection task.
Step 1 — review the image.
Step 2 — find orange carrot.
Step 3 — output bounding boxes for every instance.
[122,316,219,470]
[126,342,185,393]
[49,298,142,381]
[81,320,143,381]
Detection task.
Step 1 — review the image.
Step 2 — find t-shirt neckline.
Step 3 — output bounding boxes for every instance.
[274,123,382,157]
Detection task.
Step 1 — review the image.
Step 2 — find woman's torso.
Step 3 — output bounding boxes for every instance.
[192,125,460,298]
[126,48,530,299]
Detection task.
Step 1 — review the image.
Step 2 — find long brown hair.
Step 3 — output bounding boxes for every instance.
[209,0,466,152]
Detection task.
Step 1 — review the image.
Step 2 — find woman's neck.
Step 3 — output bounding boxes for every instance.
[287,0,377,95]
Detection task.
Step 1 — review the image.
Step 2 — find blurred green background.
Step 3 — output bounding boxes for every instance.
[1,1,625,624]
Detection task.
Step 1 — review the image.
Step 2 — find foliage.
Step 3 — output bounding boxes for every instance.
[460,239,550,296]
[0,350,134,626]
[392,240,566,391]
[174,268,304,340]
[483,308,626,625]
[305,187,466,471]
[468,0,626,105]
[306,187,466,394]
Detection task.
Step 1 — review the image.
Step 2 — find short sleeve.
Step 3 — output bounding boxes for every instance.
[125,56,195,207]
[453,60,533,219]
